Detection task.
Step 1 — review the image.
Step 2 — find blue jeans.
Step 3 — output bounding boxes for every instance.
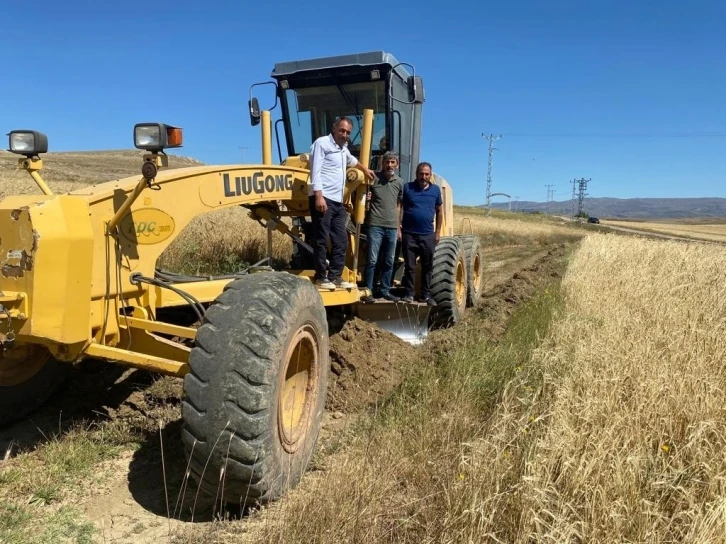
[364,226,398,296]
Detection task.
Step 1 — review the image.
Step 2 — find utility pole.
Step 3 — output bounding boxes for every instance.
[482,133,501,212]
[545,184,554,214]
[575,178,591,219]
[571,179,578,219]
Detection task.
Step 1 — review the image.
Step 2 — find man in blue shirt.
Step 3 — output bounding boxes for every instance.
[400,162,442,306]
[308,117,375,290]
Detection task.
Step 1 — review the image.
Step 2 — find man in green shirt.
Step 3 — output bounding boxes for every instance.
[361,151,404,303]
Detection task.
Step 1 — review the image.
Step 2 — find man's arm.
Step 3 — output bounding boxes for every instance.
[346,148,376,180]
[434,185,443,242]
[435,204,443,243]
[310,140,327,213]
[396,201,403,240]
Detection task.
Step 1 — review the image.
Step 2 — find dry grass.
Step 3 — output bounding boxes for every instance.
[157,208,292,275]
[504,234,726,541]
[454,206,584,246]
[194,234,726,542]
[0,425,120,543]
[605,219,726,243]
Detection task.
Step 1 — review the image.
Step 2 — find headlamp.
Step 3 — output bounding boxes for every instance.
[7,130,48,157]
[133,123,183,152]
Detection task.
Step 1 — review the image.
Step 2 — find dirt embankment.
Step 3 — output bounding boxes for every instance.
[326,317,415,413]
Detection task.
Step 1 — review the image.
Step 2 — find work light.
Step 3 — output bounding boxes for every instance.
[7,130,48,157]
[133,123,183,152]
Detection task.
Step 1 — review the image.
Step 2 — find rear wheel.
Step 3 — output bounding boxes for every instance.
[182,272,329,506]
[429,237,468,328]
[0,344,67,427]
[456,235,484,307]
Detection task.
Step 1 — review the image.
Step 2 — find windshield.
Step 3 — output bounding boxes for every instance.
[284,80,387,157]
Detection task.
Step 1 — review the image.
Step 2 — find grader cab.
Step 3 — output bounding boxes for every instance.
[0,51,483,506]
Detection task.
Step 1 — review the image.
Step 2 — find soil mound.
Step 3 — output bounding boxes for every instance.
[326,317,417,412]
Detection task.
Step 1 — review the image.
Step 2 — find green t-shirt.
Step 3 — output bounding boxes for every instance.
[366,173,404,228]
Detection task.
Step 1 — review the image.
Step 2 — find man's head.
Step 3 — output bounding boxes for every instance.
[379,136,388,151]
[415,162,433,185]
[332,117,353,147]
[381,151,399,179]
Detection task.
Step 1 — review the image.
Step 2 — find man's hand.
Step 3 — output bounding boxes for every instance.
[315,193,328,213]
[397,226,402,241]
[366,191,372,201]
[435,232,440,243]
[364,168,376,181]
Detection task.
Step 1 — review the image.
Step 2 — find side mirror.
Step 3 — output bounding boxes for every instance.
[249,97,261,126]
[408,76,425,104]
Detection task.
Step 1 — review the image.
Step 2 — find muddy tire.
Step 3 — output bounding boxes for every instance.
[181,272,329,506]
[0,344,67,427]
[456,234,484,307]
[429,236,468,328]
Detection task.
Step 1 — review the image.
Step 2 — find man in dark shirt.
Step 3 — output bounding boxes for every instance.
[361,151,404,303]
[400,162,442,306]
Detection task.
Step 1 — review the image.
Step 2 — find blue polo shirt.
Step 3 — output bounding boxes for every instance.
[401,181,442,235]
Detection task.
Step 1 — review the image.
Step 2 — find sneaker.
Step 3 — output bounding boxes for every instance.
[424,297,437,307]
[314,278,336,290]
[331,277,355,289]
[401,294,414,303]
[381,293,401,303]
[360,295,376,303]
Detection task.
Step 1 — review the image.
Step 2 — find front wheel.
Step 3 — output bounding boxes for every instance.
[429,237,468,328]
[456,234,484,307]
[0,344,68,427]
[181,272,329,506]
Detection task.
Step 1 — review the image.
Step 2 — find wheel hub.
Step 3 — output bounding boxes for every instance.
[278,325,319,454]
[455,259,466,307]
[472,253,481,289]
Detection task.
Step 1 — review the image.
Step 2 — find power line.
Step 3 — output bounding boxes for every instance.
[482,133,501,212]
[575,178,591,218]
[545,184,554,214]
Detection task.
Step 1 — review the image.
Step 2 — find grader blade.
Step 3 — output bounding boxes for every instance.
[354,301,431,345]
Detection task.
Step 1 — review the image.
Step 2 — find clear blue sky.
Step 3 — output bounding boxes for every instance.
[2,1,724,205]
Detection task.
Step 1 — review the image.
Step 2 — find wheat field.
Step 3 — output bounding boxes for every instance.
[605,219,726,243]
[495,234,726,541]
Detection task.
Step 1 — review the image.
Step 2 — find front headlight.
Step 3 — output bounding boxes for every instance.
[134,123,183,152]
[7,130,48,156]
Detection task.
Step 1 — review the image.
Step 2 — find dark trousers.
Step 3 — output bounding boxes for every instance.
[309,196,347,281]
[401,232,436,298]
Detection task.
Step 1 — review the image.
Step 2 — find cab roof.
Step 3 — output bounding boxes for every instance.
[272,51,413,81]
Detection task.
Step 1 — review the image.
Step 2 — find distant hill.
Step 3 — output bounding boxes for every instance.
[490,197,726,219]
[0,149,204,198]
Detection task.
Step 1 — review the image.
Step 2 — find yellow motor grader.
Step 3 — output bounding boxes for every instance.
[0,51,484,505]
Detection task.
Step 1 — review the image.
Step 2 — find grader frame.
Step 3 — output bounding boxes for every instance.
[0,51,484,506]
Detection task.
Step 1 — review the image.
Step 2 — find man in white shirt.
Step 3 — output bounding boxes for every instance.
[309,117,375,290]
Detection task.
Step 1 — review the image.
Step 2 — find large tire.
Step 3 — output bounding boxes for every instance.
[429,237,468,328]
[456,234,484,307]
[181,272,329,506]
[0,344,67,427]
